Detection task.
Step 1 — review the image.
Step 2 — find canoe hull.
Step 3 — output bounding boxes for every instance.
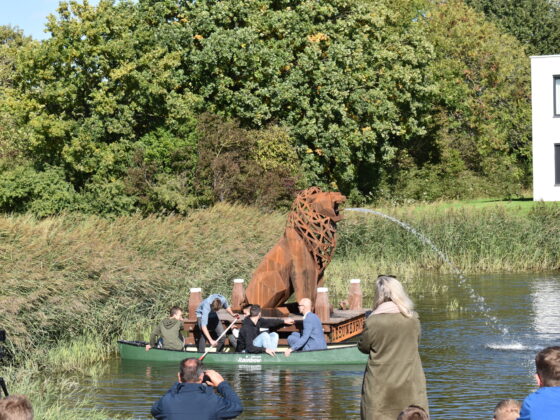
[118,340,367,365]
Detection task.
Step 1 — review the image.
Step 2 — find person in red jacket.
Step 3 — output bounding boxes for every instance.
[151,358,243,420]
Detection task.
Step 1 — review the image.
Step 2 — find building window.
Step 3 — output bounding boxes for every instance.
[554,143,560,185]
[555,76,560,117]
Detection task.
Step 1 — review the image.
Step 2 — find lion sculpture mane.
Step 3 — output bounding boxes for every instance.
[244,187,346,309]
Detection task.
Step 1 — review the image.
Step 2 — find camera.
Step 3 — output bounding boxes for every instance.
[0,329,8,397]
[0,329,5,359]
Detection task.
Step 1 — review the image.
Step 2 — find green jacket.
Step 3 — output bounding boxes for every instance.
[150,318,184,351]
[358,312,429,420]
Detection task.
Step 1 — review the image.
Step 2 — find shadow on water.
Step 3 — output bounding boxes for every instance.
[345,208,510,337]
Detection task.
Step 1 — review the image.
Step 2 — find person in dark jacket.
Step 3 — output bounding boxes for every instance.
[146,306,185,352]
[151,358,243,420]
[236,305,294,355]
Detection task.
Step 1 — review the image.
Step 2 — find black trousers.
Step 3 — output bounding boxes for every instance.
[196,312,226,352]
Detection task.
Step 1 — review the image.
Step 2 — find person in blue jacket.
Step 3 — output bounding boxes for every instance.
[195,294,238,353]
[518,346,560,420]
[284,297,327,357]
[151,358,243,420]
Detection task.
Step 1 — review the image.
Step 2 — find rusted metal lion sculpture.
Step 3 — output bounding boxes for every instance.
[244,187,346,309]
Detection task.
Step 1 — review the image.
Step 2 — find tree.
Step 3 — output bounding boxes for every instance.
[14,0,196,181]
[0,25,30,89]
[0,0,535,214]
[465,0,560,56]
[404,0,532,199]
[175,0,437,199]
[0,26,34,161]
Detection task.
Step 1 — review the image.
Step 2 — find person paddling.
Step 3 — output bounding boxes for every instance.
[195,294,239,353]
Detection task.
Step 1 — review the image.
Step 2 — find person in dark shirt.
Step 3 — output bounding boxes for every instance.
[236,305,294,355]
[151,358,243,420]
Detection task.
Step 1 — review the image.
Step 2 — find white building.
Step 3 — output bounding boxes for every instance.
[531,55,560,201]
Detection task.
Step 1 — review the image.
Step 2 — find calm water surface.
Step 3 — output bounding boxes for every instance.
[85,273,560,419]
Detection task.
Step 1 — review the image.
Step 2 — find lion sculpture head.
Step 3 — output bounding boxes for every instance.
[287,187,346,273]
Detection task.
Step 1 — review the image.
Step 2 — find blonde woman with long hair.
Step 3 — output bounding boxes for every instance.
[358,275,429,420]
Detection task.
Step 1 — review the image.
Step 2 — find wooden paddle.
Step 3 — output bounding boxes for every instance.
[198,316,240,361]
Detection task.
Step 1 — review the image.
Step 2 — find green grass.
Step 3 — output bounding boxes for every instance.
[374,197,558,217]
[2,200,560,418]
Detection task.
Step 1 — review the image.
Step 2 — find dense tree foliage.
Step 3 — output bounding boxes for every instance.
[176,0,437,200]
[391,0,532,200]
[0,0,534,215]
[465,0,560,55]
[0,27,34,168]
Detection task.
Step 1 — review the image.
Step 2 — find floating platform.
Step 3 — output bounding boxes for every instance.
[182,308,367,346]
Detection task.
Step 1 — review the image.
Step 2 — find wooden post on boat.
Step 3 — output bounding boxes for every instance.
[348,279,363,311]
[315,287,330,322]
[231,279,244,310]
[188,288,202,320]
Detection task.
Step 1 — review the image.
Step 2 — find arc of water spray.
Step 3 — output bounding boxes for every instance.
[345,208,508,336]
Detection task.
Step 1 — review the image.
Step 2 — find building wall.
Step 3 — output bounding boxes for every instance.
[531,55,560,201]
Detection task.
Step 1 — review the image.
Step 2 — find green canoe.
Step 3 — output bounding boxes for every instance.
[118,340,368,365]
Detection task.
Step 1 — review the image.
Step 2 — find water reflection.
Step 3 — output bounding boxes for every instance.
[531,276,560,337]
[83,273,560,419]
[85,361,363,419]
[234,366,341,418]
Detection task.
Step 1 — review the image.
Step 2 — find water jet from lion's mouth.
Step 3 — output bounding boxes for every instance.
[344,207,510,337]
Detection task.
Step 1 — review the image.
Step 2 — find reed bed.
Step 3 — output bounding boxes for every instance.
[2,360,109,420]
[1,201,560,418]
[3,202,560,356]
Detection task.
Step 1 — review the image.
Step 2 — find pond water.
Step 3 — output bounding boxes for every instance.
[84,273,560,419]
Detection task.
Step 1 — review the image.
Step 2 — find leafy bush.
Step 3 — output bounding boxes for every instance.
[196,113,300,209]
[391,166,496,202]
[0,164,77,217]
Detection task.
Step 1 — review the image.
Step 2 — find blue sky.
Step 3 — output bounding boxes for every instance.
[1,0,101,40]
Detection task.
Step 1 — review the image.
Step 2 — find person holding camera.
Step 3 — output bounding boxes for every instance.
[151,358,243,420]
